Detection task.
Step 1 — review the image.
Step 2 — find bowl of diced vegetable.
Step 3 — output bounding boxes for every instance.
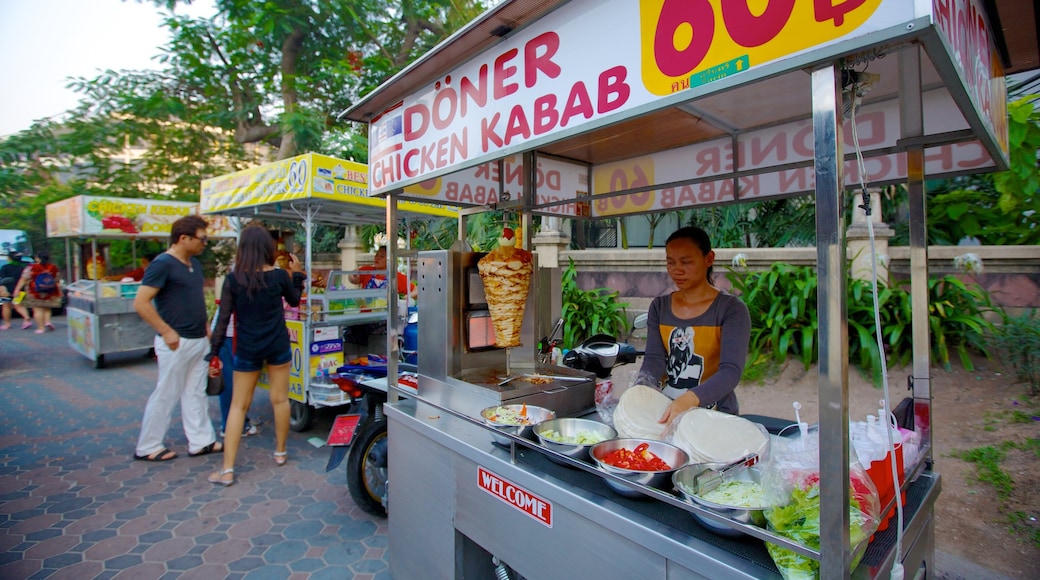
[672,463,779,537]
[481,404,555,445]
[533,418,617,465]
[590,438,689,498]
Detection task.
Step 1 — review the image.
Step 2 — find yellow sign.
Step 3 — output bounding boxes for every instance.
[45,195,235,239]
[592,158,657,216]
[201,152,456,219]
[639,0,884,95]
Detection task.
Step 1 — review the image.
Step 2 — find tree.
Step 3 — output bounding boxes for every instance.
[0,0,491,249]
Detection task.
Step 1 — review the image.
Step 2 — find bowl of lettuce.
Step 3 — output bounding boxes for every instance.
[673,463,778,537]
[534,418,616,465]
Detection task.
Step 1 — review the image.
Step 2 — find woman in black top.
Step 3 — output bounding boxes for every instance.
[206,224,305,486]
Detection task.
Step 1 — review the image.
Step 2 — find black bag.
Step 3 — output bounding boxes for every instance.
[892,396,914,431]
[206,373,224,396]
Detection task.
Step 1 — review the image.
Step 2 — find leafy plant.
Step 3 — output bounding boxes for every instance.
[727,264,998,381]
[920,276,997,370]
[560,258,629,349]
[726,263,818,370]
[991,308,1040,395]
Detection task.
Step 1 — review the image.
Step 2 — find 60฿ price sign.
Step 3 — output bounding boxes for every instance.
[639,0,884,95]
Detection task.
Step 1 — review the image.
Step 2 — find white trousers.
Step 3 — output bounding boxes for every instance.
[135,335,216,456]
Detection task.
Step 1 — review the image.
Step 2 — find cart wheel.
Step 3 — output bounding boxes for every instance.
[347,418,388,517]
[94,355,106,369]
[289,400,313,432]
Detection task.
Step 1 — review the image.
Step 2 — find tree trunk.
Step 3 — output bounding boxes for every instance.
[276,28,306,160]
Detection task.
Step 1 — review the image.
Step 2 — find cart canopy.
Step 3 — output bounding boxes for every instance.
[200,153,457,225]
[343,0,1011,218]
[46,195,237,240]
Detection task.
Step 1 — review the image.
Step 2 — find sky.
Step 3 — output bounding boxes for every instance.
[0,0,214,136]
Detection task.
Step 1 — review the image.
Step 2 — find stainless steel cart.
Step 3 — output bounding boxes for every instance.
[343,0,1013,577]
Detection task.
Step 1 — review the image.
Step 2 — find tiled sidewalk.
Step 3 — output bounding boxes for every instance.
[0,317,389,579]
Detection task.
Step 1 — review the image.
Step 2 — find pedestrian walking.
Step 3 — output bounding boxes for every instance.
[132,215,222,462]
[12,250,62,334]
[0,251,32,330]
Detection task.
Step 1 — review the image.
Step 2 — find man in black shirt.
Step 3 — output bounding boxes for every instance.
[0,252,31,330]
[132,216,222,461]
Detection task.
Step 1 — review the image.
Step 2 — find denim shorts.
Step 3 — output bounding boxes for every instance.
[234,349,292,372]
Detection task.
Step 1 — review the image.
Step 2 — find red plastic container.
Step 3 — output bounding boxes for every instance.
[867,441,905,536]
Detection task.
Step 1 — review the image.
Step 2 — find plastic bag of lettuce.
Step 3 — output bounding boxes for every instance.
[760,431,880,579]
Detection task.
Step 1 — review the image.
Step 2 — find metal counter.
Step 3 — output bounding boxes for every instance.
[385,398,940,580]
[65,279,154,368]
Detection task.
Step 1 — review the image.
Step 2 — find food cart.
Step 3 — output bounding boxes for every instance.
[46,195,236,369]
[200,152,456,431]
[344,0,1014,578]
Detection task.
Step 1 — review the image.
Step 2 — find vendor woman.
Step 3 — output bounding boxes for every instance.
[633,225,751,424]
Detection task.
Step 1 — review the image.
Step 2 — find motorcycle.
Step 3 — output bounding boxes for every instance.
[325,309,419,517]
[562,313,647,378]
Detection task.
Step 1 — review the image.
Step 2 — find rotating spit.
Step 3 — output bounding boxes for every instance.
[416,249,596,419]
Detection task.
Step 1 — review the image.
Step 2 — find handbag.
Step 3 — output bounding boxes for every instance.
[206,358,224,396]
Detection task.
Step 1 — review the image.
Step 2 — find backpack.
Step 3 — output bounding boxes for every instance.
[31,269,57,297]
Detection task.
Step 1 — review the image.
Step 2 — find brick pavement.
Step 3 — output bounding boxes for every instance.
[0,316,390,579]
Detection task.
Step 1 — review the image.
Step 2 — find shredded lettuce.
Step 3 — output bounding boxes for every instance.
[763,483,870,579]
[541,429,608,445]
[696,480,767,508]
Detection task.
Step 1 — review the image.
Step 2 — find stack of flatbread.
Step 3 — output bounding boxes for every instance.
[613,385,672,440]
[478,228,533,347]
[673,408,769,465]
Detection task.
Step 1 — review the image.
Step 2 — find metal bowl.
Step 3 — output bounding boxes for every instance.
[533,418,617,465]
[672,464,777,537]
[480,404,555,446]
[590,438,689,498]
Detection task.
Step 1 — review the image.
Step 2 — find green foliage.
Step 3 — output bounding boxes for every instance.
[991,309,1040,395]
[954,437,1040,547]
[560,259,629,349]
[725,263,818,370]
[889,96,1040,246]
[727,264,998,381]
[952,445,1014,500]
[922,276,997,370]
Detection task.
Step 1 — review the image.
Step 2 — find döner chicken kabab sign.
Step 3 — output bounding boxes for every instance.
[366,0,1005,202]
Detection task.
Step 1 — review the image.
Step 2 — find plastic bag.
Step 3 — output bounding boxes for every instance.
[595,376,641,426]
[760,430,881,580]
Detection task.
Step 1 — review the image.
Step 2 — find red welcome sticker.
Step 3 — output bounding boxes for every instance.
[477,467,553,527]
[327,414,362,446]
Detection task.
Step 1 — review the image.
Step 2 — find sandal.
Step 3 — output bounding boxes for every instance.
[207,468,234,487]
[274,451,288,467]
[188,441,224,457]
[21,321,32,330]
[134,448,177,462]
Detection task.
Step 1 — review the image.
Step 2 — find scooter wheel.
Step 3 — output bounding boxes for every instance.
[289,400,313,432]
[347,417,388,517]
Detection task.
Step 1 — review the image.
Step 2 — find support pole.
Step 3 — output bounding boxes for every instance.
[812,62,852,579]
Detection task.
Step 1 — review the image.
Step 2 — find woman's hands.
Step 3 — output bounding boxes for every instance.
[658,390,700,424]
[208,357,222,376]
[288,253,304,274]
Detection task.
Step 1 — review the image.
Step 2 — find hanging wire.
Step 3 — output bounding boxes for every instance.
[849,85,906,580]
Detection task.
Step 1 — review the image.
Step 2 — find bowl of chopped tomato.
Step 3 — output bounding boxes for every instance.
[481,403,555,445]
[590,438,689,498]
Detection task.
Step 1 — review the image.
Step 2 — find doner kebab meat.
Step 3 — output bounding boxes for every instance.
[478,228,533,347]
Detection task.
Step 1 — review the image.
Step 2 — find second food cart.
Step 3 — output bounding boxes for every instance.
[200,152,456,431]
[46,195,236,368]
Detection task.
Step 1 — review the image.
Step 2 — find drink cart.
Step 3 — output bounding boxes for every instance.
[343,0,1015,578]
[46,195,236,369]
[200,152,456,431]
